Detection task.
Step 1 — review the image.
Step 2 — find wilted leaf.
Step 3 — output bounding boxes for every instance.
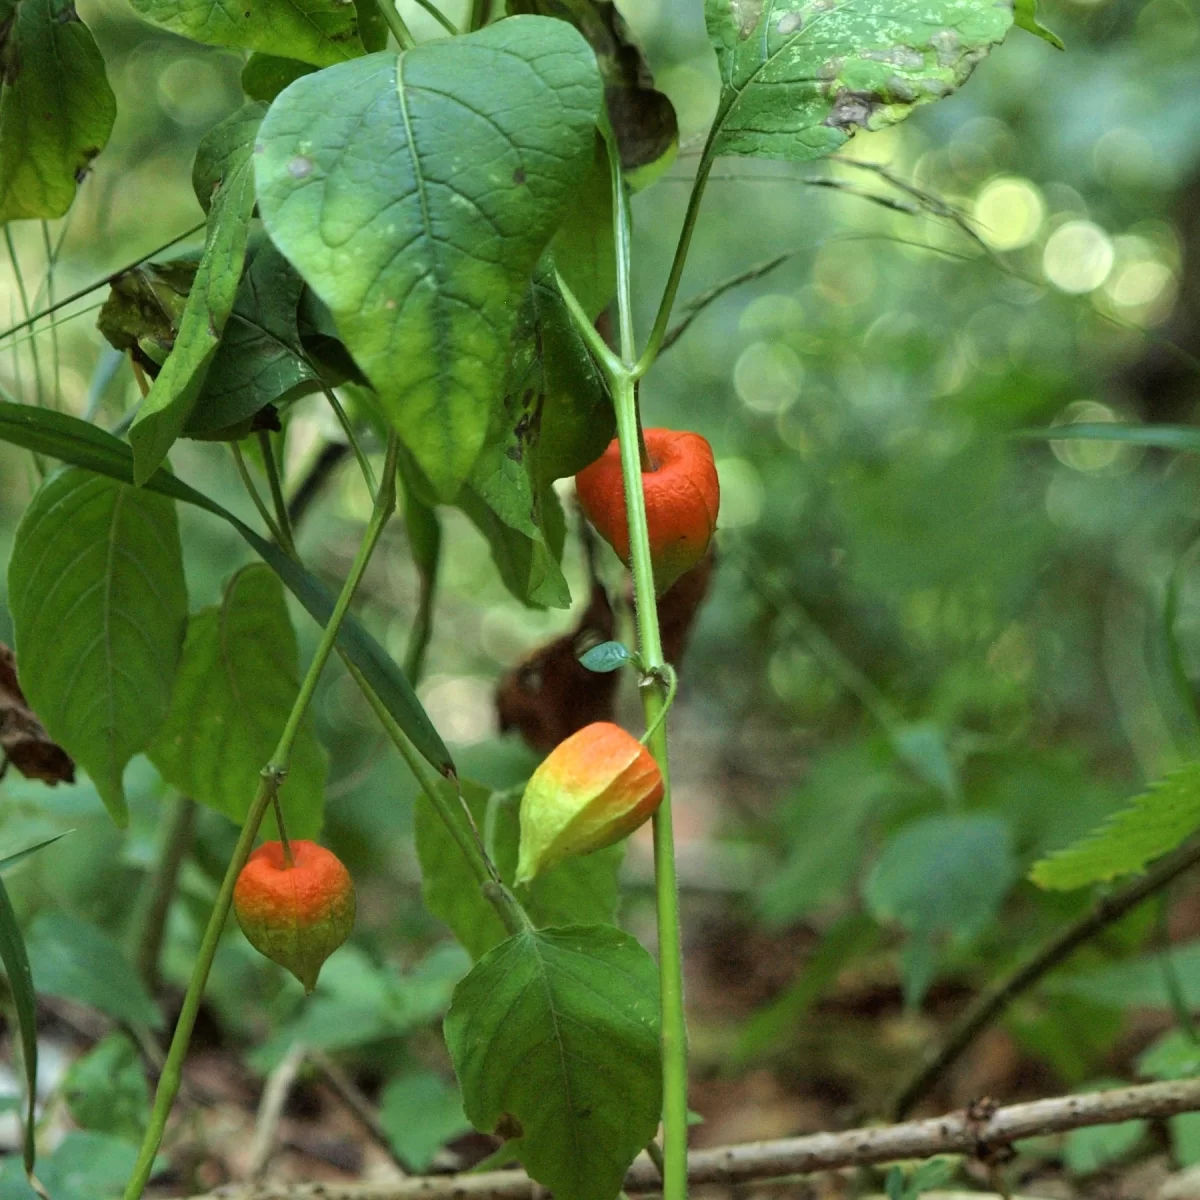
[0,643,74,785]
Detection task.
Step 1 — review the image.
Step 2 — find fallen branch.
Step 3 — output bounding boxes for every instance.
[188,1078,1200,1200]
[892,834,1200,1118]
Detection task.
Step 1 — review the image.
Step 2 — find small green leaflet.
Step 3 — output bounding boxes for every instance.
[127,0,362,66]
[379,1071,469,1172]
[254,18,603,499]
[704,0,1014,162]
[445,925,661,1200]
[6,468,188,825]
[0,0,116,222]
[130,105,262,484]
[579,640,632,673]
[149,565,327,838]
[1031,762,1200,891]
[0,400,454,778]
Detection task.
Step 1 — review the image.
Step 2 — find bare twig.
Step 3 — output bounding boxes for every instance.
[185,1078,1200,1200]
[309,1050,404,1172]
[893,834,1200,1119]
[247,1042,307,1180]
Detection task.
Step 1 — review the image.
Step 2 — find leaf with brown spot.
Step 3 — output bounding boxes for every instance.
[0,645,75,786]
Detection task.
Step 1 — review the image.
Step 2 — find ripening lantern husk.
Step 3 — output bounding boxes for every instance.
[234,840,356,993]
[516,722,665,885]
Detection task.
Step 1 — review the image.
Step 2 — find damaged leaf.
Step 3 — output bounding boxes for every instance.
[0,644,75,786]
[508,0,678,182]
[705,0,1014,162]
[0,0,116,222]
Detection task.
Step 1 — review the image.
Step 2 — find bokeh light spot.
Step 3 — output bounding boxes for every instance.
[1043,221,1114,293]
[733,341,804,416]
[973,176,1045,250]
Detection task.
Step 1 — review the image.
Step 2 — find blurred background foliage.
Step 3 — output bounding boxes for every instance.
[4,0,1200,1194]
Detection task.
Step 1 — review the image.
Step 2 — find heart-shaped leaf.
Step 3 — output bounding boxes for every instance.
[705,0,1014,162]
[445,924,659,1200]
[254,17,603,498]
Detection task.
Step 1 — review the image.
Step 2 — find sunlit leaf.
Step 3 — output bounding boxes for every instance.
[704,0,1013,162]
[1031,762,1200,891]
[254,18,603,498]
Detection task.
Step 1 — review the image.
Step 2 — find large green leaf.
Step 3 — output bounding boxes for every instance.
[444,925,660,1200]
[379,1071,470,1172]
[415,781,622,960]
[128,0,362,66]
[25,913,162,1028]
[863,813,1017,1006]
[254,18,603,499]
[0,0,116,223]
[1031,762,1200,891]
[129,105,262,483]
[7,468,187,824]
[704,0,1013,162]
[0,400,454,778]
[185,235,317,437]
[149,565,327,837]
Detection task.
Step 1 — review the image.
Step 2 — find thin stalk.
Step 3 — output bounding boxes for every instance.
[122,436,403,1200]
[378,0,417,47]
[5,228,45,408]
[231,442,286,544]
[632,127,719,380]
[317,381,376,495]
[271,791,295,866]
[412,0,457,34]
[468,0,487,31]
[133,796,198,991]
[258,430,297,555]
[604,129,689,1200]
[40,224,61,409]
[343,659,527,936]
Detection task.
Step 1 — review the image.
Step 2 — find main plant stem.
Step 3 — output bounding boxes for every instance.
[607,124,689,1200]
[123,435,402,1200]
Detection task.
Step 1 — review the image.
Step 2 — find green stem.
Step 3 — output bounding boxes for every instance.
[378,0,417,47]
[5,228,45,409]
[632,130,718,381]
[132,796,198,992]
[344,659,527,936]
[122,436,402,1200]
[412,0,457,34]
[603,127,689,1200]
[468,0,487,31]
[230,442,285,545]
[258,430,297,556]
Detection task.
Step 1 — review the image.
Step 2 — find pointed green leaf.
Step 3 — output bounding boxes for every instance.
[0,875,38,1170]
[128,0,362,66]
[445,925,660,1200]
[578,641,631,673]
[705,0,1013,162]
[1031,762,1200,891]
[6,468,187,824]
[0,400,454,779]
[242,55,316,103]
[416,782,621,960]
[379,1071,469,1172]
[1014,0,1064,49]
[254,18,604,498]
[0,0,116,222]
[149,565,327,837]
[130,106,262,483]
[63,1033,149,1142]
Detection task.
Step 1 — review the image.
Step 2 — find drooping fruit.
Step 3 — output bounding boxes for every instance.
[575,428,719,594]
[516,722,664,885]
[233,840,356,993]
